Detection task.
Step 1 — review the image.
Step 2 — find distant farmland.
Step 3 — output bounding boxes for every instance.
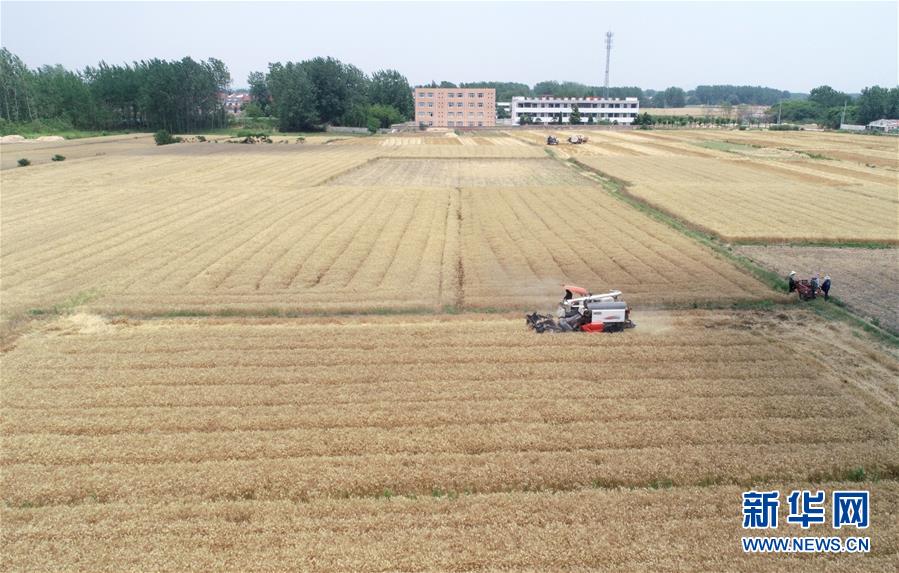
[2,128,896,571]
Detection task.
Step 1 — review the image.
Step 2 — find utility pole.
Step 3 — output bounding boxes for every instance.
[840,100,847,127]
[777,100,782,124]
[603,31,613,98]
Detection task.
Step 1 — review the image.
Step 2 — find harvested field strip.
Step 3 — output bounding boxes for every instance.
[738,246,899,333]
[735,158,855,186]
[3,483,896,572]
[325,157,590,187]
[591,131,722,158]
[791,160,897,185]
[576,155,898,243]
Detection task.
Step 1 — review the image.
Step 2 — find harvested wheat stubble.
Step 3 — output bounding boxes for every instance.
[1,309,897,571]
[0,133,156,169]
[576,155,897,244]
[738,245,899,333]
[326,157,592,187]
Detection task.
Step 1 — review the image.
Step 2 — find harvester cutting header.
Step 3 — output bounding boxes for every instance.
[527,285,636,333]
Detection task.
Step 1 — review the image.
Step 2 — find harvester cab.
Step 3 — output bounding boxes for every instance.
[547,135,559,145]
[527,285,636,333]
[568,135,588,144]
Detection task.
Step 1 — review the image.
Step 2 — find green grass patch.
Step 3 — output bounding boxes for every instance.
[692,140,759,154]
[25,289,102,317]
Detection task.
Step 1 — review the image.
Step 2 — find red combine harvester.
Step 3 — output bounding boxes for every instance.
[526,285,636,333]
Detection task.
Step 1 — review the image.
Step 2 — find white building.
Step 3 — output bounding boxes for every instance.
[511,96,639,125]
[866,119,899,133]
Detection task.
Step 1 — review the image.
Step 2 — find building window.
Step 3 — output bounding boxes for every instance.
[447,121,454,127]
[428,121,433,126]
[468,93,475,98]
[428,102,433,107]
[478,112,484,117]
[478,92,484,98]
[469,102,474,108]
[427,92,434,98]
[468,121,474,126]
[448,93,454,98]
[478,122,483,126]
[457,92,463,97]
[478,102,483,108]
[418,102,425,107]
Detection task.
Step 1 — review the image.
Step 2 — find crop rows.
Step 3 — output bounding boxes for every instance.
[511,129,896,243]
[576,155,897,243]
[459,186,769,307]
[3,482,896,572]
[1,155,770,322]
[2,309,897,570]
[327,157,592,187]
[3,310,896,505]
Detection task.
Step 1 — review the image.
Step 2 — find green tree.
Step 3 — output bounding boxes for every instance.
[242,101,263,118]
[568,103,581,124]
[267,62,319,131]
[808,85,849,109]
[366,104,403,128]
[369,69,413,119]
[662,87,686,108]
[247,71,271,115]
[855,86,899,124]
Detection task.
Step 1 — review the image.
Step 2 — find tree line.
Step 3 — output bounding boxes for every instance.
[1,48,230,133]
[1,49,416,134]
[2,46,895,135]
[773,85,899,128]
[248,57,414,132]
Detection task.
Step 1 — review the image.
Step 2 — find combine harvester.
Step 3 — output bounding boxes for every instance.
[545,135,588,145]
[526,285,636,333]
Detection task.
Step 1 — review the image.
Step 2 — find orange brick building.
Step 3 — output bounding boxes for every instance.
[414,87,496,128]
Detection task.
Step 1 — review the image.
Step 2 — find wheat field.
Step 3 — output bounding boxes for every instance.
[0,143,771,325]
[2,309,897,571]
[2,131,897,571]
[523,129,898,243]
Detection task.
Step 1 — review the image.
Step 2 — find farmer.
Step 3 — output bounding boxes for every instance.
[809,274,819,299]
[788,271,797,293]
[821,275,832,301]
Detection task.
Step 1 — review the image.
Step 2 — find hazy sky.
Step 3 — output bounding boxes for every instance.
[1,1,896,93]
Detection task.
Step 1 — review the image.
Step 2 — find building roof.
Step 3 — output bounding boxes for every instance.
[868,118,899,127]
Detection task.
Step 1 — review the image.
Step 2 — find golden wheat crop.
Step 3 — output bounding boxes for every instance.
[1,309,897,571]
[1,143,772,325]
[3,483,897,572]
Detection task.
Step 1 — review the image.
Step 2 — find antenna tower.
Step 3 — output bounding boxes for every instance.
[603,31,613,98]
